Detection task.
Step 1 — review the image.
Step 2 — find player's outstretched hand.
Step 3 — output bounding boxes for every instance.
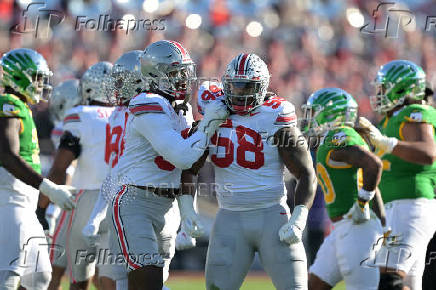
[278,205,308,245]
[177,195,205,238]
[39,178,76,210]
[198,101,229,137]
[175,230,196,251]
[82,223,99,248]
[358,117,398,154]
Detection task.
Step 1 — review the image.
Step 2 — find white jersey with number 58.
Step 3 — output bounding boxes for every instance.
[204,95,297,211]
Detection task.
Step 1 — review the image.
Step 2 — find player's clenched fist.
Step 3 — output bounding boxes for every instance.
[177,195,205,238]
[278,205,308,245]
[175,230,196,250]
[197,101,229,137]
[39,178,76,210]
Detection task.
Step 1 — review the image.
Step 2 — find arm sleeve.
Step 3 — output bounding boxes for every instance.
[132,113,208,169]
[87,190,108,227]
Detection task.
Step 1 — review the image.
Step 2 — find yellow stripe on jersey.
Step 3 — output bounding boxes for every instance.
[316,163,336,204]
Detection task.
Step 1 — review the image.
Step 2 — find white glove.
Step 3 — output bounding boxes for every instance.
[177,195,205,238]
[278,205,308,245]
[82,223,99,248]
[345,200,370,224]
[197,101,229,137]
[359,117,398,154]
[358,188,376,202]
[175,230,196,250]
[39,178,76,210]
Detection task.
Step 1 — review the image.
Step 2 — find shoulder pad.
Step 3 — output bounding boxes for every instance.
[0,94,27,118]
[129,93,169,116]
[262,97,297,127]
[326,127,365,148]
[401,104,436,124]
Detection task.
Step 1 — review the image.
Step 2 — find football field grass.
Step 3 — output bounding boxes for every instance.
[61,272,346,289]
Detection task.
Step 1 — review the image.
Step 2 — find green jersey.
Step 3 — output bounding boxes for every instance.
[316,126,368,219]
[0,94,41,173]
[378,104,436,203]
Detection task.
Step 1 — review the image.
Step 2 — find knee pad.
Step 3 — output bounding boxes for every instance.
[378,273,404,290]
[0,271,19,290]
[20,272,51,290]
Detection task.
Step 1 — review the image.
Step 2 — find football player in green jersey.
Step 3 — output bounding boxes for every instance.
[303,88,385,290]
[0,48,75,290]
[359,60,436,290]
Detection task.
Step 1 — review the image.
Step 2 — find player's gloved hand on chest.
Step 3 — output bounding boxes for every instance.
[175,229,196,250]
[358,117,398,154]
[82,223,99,248]
[177,195,205,238]
[39,178,76,210]
[197,101,229,137]
[278,205,308,245]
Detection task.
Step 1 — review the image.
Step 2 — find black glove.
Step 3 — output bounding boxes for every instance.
[36,206,49,231]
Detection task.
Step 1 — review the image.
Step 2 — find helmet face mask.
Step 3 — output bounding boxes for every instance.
[80,61,113,105]
[301,88,358,137]
[223,79,261,114]
[371,60,426,114]
[163,63,196,102]
[1,48,52,104]
[141,40,196,103]
[105,50,145,106]
[222,53,270,115]
[48,79,81,122]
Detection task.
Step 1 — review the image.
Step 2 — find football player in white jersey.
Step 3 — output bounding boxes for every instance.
[46,62,114,290]
[82,50,145,290]
[197,53,317,290]
[0,48,75,290]
[110,40,228,290]
[43,79,82,238]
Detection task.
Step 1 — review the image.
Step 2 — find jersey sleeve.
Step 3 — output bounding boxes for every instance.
[62,107,84,139]
[0,95,27,118]
[197,81,224,115]
[270,100,297,133]
[401,104,436,126]
[129,93,209,169]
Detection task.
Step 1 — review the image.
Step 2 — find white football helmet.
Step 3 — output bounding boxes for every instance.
[141,40,196,102]
[222,53,270,114]
[80,61,113,104]
[49,79,81,122]
[105,50,145,105]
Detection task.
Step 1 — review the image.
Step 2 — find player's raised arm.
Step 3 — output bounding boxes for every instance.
[359,116,436,165]
[275,125,317,244]
[131,99,228,169]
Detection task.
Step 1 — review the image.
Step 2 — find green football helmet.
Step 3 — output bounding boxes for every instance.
[301,88,358,136]
[371,60,426,114]
[0,48,52,104]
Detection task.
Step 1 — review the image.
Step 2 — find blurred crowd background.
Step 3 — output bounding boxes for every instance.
[1,0,435,271]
